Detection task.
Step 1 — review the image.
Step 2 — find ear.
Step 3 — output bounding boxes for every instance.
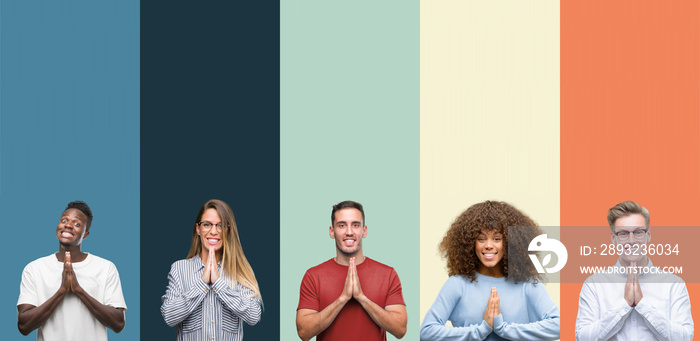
[82,229,90,240]
[329,226,335,239]
[195,224,200,236]
[362,225,367,238]
[610,231,615,244]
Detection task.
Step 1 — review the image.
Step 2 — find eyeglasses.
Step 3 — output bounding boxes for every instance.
[197,221,226,232]
[614,229,648,241]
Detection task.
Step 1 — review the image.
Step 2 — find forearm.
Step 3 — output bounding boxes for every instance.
[493,314,559,341]
[74,287,125,333]
[635,298,693,341]
[576,299,631,341]
[212,278,262,326]
[296,298,348,341]
[17,289,67,335]
[356,295,407,339]
[161,275,209,326]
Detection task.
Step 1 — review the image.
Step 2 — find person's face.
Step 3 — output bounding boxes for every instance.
[329,208,367,257]
[611,213,650,264]
[197,208,224,254]
[475,230,504,271]
[56,208,90,247]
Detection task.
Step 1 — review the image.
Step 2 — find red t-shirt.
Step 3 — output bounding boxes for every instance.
[297,257,405,341]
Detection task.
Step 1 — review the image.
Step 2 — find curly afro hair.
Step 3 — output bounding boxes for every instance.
[439,200,543,284]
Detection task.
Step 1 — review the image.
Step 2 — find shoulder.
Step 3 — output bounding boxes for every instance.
[169,257,199,272]
[647,270,686,287]
[363,257,398,275]
[22,255,55,273]
[582,270,616,286]
[443,275,470,291]
[86,253,117,267]
[518,279,549,295]
[83,254,123,277]
[305,259,336,274]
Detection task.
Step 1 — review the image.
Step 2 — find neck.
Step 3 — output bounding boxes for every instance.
[618,255,649,268]
[477,264,504,278]
[334,250,365,266]
[57,245,87,262]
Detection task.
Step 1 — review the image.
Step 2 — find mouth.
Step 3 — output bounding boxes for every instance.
[60,231,75,238]
[206,238,220,246]
[342,238,356,247]
[482,252,497,261]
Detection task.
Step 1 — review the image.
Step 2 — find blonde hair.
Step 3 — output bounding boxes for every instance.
[607,200,650,231]
[187,199,261,297]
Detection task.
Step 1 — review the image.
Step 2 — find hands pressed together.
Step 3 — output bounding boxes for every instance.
[340,257,365,303]
[201,245,220,284]
[624,261,643,307]
[60,251,83,295]
[483,287,501,328]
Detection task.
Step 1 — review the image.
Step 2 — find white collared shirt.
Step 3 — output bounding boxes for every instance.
[575,259,693,340]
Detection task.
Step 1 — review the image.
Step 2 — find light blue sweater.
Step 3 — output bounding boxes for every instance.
[420,273,560,341]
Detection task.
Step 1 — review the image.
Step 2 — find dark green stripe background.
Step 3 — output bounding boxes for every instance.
[140,1,280,340]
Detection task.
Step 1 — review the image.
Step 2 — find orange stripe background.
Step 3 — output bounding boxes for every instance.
[561,0,700,338]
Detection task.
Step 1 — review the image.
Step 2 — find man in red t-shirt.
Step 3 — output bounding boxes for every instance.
[296,200,407,341]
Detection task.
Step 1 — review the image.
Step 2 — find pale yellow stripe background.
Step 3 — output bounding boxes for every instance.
[420,0,561,330]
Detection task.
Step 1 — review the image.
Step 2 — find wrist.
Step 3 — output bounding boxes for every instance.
[339,294,351,304]
[354,293,368,305]
[72,285,85,295]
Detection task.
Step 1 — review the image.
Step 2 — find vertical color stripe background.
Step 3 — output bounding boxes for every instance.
[0,1,140,340]
[1,1,699,340]
[561,1,700,338]
[420,0,561,327]
[139,1,280,340]
[280,1,419,340]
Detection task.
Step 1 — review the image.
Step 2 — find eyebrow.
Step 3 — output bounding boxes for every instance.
[336,220,362,225]
[61,215,84,222]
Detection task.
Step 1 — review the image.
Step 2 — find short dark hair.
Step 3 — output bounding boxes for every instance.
[65,201,93,228]
[331,200,365,226]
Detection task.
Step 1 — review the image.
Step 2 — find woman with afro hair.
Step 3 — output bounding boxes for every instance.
[420,201,560,340]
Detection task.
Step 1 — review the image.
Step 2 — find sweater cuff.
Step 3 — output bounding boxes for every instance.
[492,314,504,335]
[478,319,494,339]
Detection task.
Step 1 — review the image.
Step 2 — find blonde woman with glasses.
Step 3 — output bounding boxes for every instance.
[161,199,262,341]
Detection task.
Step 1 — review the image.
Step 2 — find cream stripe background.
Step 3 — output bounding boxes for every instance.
[420,0,561,327]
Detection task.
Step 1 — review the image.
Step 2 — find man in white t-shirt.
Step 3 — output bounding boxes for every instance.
[575,200,693,340]
[17,201,127,341]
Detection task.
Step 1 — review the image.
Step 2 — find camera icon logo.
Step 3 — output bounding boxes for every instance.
[528,234,568,274]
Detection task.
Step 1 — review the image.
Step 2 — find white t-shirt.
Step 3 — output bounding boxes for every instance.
[18,253,127,341]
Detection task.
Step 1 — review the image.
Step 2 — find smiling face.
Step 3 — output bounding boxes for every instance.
[475,229,505,277]
[612,213,650,265]
[56,208,90,248]
[329,208,367,259]
[197,208,224,254]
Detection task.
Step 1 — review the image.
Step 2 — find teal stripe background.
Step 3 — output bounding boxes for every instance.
[0,1,140,339]
[280,1,419,339]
